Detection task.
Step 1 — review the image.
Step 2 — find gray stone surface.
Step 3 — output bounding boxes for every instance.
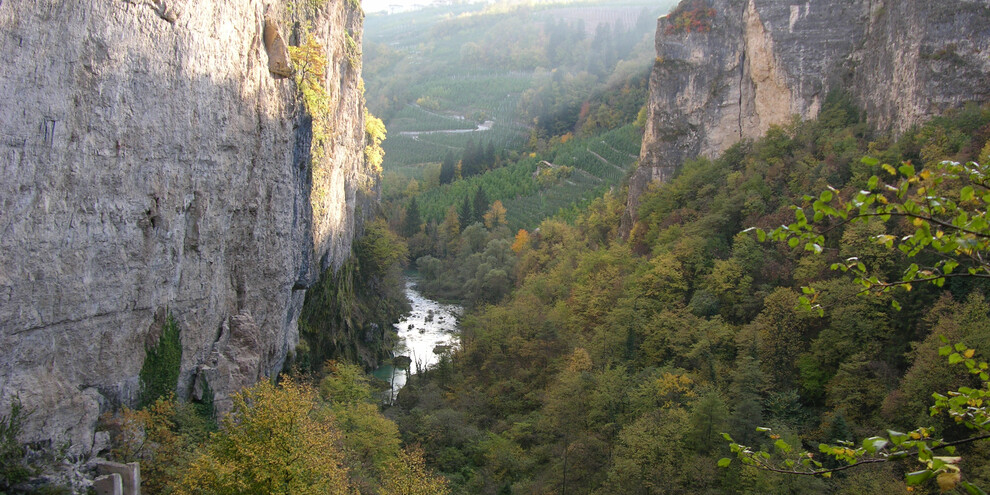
[627,0,990,226]
[92,474,122,495]
[96,461,140,495]
[0,0,373,453]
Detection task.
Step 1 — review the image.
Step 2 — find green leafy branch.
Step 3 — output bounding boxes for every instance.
[729,158,990,491]
[720,338,990,493]
[745,159,990,315]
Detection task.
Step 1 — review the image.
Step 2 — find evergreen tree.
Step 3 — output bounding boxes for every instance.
[461,139,478,177]
[485,141,496,170]
[472,185,488,225]
[687,390,730,454]
[403,197,421,237]
[439,152,456,185]
[728,355,766,445]
[458,195,472,230]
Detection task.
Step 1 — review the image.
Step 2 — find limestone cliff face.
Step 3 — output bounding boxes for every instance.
[628,0,990,223]
[0,0,373,453]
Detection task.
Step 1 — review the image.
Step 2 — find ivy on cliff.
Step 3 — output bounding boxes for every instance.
[138,312,182,408]
[298,219,409,372]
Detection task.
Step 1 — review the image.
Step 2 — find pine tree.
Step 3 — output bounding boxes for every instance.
[458,195,472,230]
[472,185,488,224]
[403,197,421,237]
[439,151,456,185]
[462,139,479,177]
[485,141,496,170]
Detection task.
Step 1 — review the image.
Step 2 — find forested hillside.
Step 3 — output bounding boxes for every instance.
[388,98,990,494]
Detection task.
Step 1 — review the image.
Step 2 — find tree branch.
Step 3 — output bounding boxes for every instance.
[748,456,888,476]
[852,211,990,241]
[742,434,990,477]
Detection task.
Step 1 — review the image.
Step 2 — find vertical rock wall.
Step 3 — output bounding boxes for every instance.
[627,0,990,225]
[0,0,371,453]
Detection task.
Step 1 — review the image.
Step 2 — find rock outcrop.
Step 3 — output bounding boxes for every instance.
[628,0,990,225]
[0,0,373,453]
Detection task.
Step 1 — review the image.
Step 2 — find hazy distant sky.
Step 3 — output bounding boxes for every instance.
[361,0,429,14]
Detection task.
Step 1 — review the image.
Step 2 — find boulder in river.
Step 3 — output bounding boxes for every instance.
[392,355,412,369]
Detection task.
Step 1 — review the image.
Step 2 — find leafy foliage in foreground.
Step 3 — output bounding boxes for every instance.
[102,368,449,494]
[724,156,990,491]
[389,100,990,493]
[755,158,990,312]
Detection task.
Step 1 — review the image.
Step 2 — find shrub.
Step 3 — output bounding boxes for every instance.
[139,313,182,408]
[665,0,716,34]
[0,398,31,490]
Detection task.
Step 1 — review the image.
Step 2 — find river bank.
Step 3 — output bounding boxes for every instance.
[372,277,462,402]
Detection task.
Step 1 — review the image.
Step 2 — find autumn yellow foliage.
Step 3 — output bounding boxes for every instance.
[483,200,507,229]
[379,447,451,495]
[364,108,386,176]
[288,34,331,156]
[173,379,353,495]
[510,229,531,253]
[101,395,196,494]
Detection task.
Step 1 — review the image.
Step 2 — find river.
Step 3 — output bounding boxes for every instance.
[372,277,462,403]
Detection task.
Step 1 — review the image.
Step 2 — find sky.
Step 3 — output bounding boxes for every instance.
[361,0,437,14]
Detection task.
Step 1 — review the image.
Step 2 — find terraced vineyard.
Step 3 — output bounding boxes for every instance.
[387,105,476,133]
[382,74,530,170]
[503,125,641,230]
[503,168,607,231]
[382,89,529,167]
[412,124,641,230]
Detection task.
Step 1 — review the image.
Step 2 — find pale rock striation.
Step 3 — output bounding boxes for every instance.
[0,0,373,453]
[627,0,990,226]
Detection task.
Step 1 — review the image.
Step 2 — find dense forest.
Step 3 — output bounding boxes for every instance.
[388,98,990,494]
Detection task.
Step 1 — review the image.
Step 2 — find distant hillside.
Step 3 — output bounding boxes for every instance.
[364,0,676,233]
